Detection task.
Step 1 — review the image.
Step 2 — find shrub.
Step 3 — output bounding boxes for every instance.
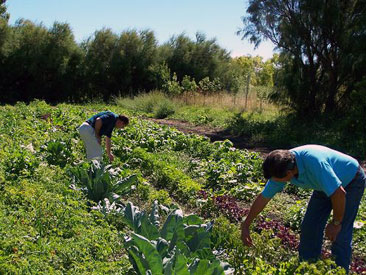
[153,98,176,119]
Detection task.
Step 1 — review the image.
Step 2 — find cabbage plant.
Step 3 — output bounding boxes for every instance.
[123,202,231,275]
[69,160,137,203]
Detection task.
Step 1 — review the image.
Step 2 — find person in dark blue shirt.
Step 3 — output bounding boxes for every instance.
[78,111,129,162]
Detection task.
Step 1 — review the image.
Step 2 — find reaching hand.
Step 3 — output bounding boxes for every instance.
[325,222,342,242]
[241,224,253,247]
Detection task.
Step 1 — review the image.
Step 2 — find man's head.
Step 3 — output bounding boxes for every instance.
[115,115,129,129]
[262,149,297,182]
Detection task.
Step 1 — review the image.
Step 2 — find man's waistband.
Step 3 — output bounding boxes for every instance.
[352,166,364,182]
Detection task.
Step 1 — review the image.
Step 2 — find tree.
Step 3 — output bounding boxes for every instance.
[165,32,230,85]
[239,0,366,117]
[84,29,158,100]
[0,0,9,54]
[0,20,82,103]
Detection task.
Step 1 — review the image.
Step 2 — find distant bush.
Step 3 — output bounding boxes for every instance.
[116,91,176,117]
[154,99,176,119]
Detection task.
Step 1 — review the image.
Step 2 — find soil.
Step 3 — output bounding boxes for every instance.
[146,117,366,171]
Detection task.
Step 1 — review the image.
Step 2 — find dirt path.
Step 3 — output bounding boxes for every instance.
[147,118,274,156]
[146,117,366,170]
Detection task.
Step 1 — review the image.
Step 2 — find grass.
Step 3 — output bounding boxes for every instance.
[114,90,177,118]
[173,87,278,113]
[115,88,280,128]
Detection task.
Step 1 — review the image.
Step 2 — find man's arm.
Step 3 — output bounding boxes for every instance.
[105,137,114,162]
[94,118,102,144]
[326,186,346,241]
[331,186,346,223]
[241,193,271,246]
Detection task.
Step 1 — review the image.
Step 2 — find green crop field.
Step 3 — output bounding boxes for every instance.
[0,101,365,274]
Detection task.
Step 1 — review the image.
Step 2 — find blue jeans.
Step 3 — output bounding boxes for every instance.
[298,167,366,273]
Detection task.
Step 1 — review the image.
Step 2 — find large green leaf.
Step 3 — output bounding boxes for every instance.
[139,214,160,240]
[188,259,224,275]
[161,209,184,242]
[113,174,137,195]
[123,202,142,231]
[156,237,169,258]
[128,233,164,275]
[163,249,190,275]
[182,215,202,225]
[186,230,210,252]
[127,245,148,275]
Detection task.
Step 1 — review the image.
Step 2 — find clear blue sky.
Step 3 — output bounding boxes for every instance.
[6,0,275,59]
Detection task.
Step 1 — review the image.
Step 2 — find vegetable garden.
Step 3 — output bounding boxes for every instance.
[0,101,365,274]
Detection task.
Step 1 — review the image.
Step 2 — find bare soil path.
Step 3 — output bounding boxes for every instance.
[146,117,366,171]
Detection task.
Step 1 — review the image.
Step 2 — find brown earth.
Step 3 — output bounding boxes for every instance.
[146,117,366,171]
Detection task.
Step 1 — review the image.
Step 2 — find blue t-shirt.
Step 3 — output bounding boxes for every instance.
[86,111,118,138]
[262,145,359,198]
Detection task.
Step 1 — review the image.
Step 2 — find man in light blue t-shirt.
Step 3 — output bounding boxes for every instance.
[241,145,365,273]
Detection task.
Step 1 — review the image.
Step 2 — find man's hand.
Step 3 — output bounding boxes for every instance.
[96,136,101,145]
[325,222,342,242]
[108,153,114,162]
[241,224,253,247]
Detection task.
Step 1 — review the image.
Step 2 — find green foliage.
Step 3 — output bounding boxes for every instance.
[69,160,138,203]
[283,200,307,232]
[212,216,346,274]
[181,75,198,92]
[0,20,82,103]
[198,77,222,93]
[42,139,73,168]
[116,91,177,118]
[162,72,183,95]
[165,32,230,86]
[84,29,159,100]
[0,101,363,274]
[128,148,201,203]
[123,202,228,275]
[240,0,366,118]
[154,98,176,119]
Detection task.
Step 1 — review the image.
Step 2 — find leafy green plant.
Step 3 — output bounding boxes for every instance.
[42,139,73,167]
[122,202,230,275]
[69,160,138,203]
[283,200,307,231]
[154,99,176,119]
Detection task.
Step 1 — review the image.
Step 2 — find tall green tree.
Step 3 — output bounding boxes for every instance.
[239,0,366,117]
[83,28,119,100]
[0,20,81,103]
[0,0,9,60]
[0,0,8,45]
[84,29,158,100]
[165,33,230,84]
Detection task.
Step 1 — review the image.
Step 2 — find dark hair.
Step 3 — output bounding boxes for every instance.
[262,150,296,179]
[117,115,129,125]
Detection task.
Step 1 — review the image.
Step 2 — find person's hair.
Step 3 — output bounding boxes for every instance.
[117,115,129,125]
[262,150,296,179]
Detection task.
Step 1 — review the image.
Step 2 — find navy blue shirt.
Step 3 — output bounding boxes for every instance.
[86,111,118,138]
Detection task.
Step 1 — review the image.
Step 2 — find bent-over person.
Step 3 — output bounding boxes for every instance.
[241,144,365,273]
[78,111,129,162]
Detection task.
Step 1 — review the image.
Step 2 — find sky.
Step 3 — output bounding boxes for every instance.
[6,0,276,59]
